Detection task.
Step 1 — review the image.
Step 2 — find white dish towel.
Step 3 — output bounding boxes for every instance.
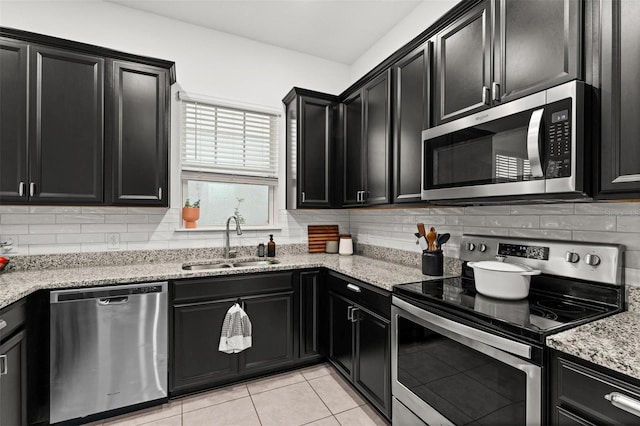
[218,302,252,354]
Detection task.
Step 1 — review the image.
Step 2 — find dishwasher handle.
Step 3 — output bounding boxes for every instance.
[97,296,129,306]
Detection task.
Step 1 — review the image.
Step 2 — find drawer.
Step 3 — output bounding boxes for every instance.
[173,272,293,304]
[0,298,26,341]
[557,356,640,424]
[327,272,390,318]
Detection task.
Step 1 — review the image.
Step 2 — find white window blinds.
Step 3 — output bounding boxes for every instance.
[182,100,279,179]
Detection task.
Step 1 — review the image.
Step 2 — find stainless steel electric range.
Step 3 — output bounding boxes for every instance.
[391,235,624,426]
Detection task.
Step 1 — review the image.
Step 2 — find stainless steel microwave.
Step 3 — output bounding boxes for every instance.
[421,81,585,202]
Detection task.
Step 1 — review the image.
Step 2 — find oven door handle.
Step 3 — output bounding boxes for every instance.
[527,108,545,178]
[392,296,532,359]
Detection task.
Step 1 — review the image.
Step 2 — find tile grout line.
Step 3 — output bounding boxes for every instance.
[247,389,263,426]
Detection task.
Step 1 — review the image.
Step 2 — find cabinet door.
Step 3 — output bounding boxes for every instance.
[343,91,364,206]
[494,0,581,103]
[299,271,322,360]
[393,44,431,204]
[599,0,640,197]
[435,0,492,124]
[363,70,391,206]
[299,97,333,207]
[29,45,104,204]
[171,300,238,394]
[240,292,294,373]
[0,38,28,203]
[329,292,354,376]
[109,61,168,206]
[0,331,27,426]
[354,306,390,417]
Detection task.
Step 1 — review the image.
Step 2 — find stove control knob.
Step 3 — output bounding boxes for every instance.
[565,251,580,263]
[478,244,487,252]
[585,254,601,267]
[467,243,476,251]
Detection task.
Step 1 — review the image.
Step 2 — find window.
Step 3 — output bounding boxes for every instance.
[180,94,279,227]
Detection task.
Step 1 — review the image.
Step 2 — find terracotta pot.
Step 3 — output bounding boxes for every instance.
[182,207,200,229]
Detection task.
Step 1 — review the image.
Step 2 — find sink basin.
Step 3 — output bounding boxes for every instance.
[182,259,280,271]
[231,259,280,268]
[183,263,233,271]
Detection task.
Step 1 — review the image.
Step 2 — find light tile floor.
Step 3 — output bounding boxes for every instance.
[93,364,390,426]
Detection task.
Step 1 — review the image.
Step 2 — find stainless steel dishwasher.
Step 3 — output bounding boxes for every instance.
[49,282,168,423]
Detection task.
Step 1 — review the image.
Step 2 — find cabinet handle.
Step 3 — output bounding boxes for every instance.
[356,191,360,203]
[301,192,306,203]
[0,319,6,330]
[347,283,361,293]
[492,82,501,102]
[158,187,162,200]
[350,307,359,323]
[18,182,25,197]
[347,306,353,321]
[29,182,35,197]
[605,392,640,418]
[0,355,7,376]
[482,86,491,106]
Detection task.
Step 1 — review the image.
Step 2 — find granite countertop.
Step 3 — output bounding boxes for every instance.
[547,287,640,380]
[0,253,456,310]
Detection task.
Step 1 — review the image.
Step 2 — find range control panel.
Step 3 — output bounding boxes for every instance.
[460,235,623,285]
[545,99,572,179]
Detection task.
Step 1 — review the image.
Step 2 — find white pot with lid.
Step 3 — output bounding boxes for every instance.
[467,260,541,300]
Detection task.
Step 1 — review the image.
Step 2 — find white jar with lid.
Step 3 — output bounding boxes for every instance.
[338,234,353,256]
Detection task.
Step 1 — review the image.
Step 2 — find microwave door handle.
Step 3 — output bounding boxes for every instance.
[527,108,545,178]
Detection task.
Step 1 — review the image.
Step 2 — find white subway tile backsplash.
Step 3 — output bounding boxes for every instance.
[508,228,573,240]
[2,214,55,224]
[127,207,170,215]
[465,205,512,215]
[119,232,150,242]
[18,234,56,245]
[572,231,640,252]
[57,233,106,244]
[446,215,487,226]
[81,243,112,252]
[81,207,128,214]
[485,215,539,228]
[127,223,170,233]
[575,202,640,216]
[0,206,29,213]
[30,206,82,214]
[624,251,640,269]
[0,224,29,235]
[28,243,81,255]
[540,215,616,231]
[510,203,575,215]
[105,214,149,224]
[617,216,640,233]
[56,214,105,224]
[625,268,640,287]
[462,226,510,236]
[81,224,128,233]
[30,224,81,234]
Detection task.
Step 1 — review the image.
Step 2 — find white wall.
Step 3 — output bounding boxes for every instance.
[349,0,458,83]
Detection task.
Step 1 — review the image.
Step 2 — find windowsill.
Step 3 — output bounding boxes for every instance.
[175,225,283,232]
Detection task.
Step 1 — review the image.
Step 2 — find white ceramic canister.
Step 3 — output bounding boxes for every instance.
[338,234,353,255]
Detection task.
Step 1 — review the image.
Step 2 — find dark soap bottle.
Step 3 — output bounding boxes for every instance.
[267,234,276,257]
[257,243,265,258]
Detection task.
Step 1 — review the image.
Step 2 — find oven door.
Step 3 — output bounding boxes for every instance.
[391,297,542,425]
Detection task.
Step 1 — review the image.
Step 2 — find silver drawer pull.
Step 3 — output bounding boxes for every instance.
[0,319,6,330]
[350,307,359,323]
[18,182,25,197]
[29,182,35,197]
[605,392,640,418]
[346,283,361,293]
[347,306,353,321]
[0,355,7,375]
[98,297,129,306]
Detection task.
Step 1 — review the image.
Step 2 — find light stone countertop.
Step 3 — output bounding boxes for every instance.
[546,286,640,380]
[0,253,456,310]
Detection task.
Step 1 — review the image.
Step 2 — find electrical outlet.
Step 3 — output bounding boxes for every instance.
[0,236,18,254]
[107,233,120,250]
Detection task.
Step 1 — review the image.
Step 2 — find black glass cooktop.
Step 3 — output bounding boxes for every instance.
[393,276,621,343]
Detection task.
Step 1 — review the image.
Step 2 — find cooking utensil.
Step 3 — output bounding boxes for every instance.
[426,227,437,251]
[418,237,428,251]
[417,223,426,237]
[467,260,541,300]
[436,233,450,249]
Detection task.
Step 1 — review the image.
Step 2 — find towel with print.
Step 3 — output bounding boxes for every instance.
[218,302,252,353]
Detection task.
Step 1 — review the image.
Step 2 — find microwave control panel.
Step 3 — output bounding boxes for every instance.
[545,99,572,179]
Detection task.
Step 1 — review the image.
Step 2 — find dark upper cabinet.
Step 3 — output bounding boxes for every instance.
[342,91,364,206]
[29,45,104,204]
[598,0,640,198]
[392,43,431,204]
[0,38,28,203]
[434,0,581,124]
[494,0,581,104]
[284,89,337,208]
[0,41,104,205]
[434,0,492,124]
[342,70,392,207]
[108,61,169,206]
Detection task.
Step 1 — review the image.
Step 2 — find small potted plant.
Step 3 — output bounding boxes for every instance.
[182,198,200,229]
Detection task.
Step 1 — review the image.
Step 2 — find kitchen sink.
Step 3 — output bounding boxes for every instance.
[182,259,280,271]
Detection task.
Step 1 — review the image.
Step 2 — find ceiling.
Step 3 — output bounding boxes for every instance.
[106,0,424,64]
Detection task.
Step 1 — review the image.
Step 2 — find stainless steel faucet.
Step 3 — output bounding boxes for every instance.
[225,216,243,258]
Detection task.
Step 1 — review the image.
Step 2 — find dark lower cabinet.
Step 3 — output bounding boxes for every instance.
[328,274,391,419]
[298,271,324,361]
[598,0,640,198]
[0,331,27,426]
[170,272,300,396]
[551,350,640,425]
[108,60,169,206]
